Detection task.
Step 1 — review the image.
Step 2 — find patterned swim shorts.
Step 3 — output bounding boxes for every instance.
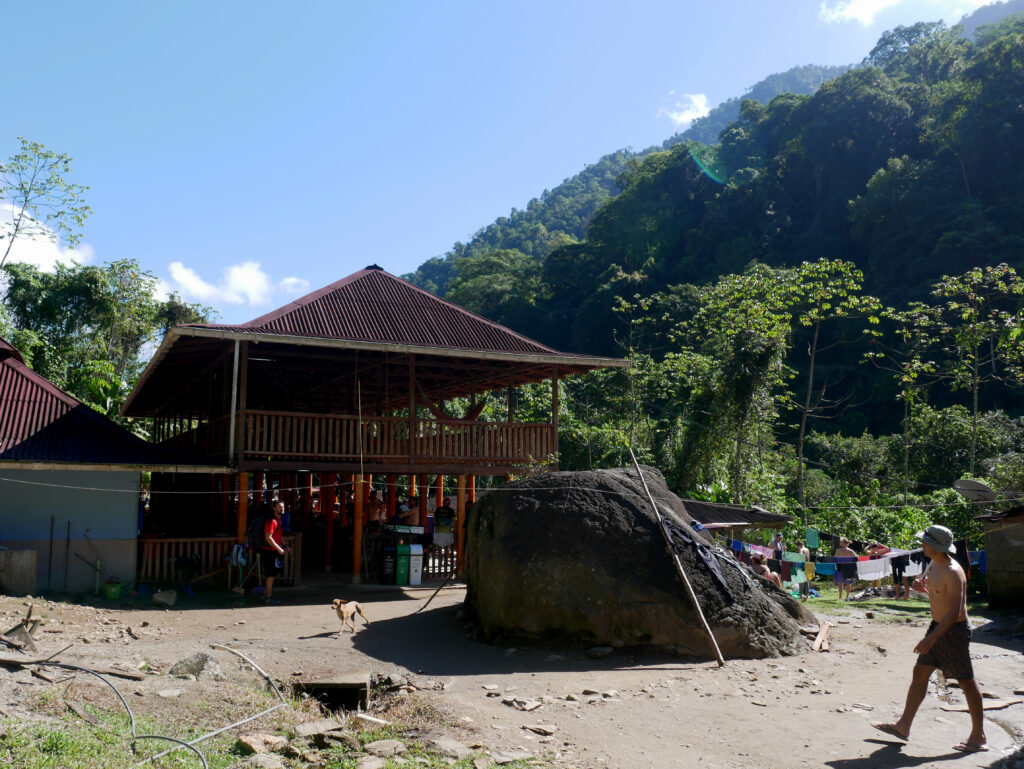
[917,620,974,680]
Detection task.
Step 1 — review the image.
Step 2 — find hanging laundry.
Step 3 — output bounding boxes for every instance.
[778,560,793,581]
[804,562,816,579]
[783,550,805,562]
[815,562,837,576]
[857,557,889,582]
[805,528,819,549]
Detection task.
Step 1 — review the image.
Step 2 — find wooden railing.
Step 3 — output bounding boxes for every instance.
[241,411,555,467]
[160,415,233,458]
[138,534,302,586]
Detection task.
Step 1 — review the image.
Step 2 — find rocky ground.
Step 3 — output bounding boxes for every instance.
[1,578,1022,769]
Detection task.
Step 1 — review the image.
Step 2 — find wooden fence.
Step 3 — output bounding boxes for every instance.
[138,534,302,587]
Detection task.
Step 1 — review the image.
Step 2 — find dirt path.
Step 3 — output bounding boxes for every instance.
[2,580,1022,769]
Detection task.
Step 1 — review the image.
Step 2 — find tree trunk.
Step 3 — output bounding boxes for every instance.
[796,321,820,506]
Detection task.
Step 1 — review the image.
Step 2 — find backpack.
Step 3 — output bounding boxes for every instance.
[246,514,268,550]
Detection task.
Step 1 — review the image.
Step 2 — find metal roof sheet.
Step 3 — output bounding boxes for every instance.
[0,336,218,468]
[681,499,792,527]
[182,266,562,354]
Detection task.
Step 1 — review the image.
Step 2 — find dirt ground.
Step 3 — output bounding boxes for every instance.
[2,577,1022,769]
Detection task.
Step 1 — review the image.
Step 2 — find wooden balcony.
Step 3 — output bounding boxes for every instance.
[159,410,556,472]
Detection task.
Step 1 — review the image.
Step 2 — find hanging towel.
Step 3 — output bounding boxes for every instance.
[815,562,837,576]
[857,557,889,582]
[783,550,805,562]
[779,560,792,581]
[806,528,819,549]
[804,562,816,579]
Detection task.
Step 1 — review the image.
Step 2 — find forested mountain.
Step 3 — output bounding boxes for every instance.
[402,16,1024,542]
[405,64,850,296]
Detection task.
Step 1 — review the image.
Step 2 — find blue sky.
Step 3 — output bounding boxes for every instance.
[1,0,997,323]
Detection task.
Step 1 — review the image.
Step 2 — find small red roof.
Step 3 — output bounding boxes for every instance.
[0,336,218,468]
[182,266,561,355]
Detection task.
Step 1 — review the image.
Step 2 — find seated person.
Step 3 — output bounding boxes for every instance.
[750,553,783,589]
[398,497,418,525]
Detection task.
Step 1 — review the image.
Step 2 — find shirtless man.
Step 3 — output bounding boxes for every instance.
[750,553,782,589]
[834,537,858,600]
[366,489,384,531]
[872,525,986,754]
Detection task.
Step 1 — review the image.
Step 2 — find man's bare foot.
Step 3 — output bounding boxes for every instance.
[871,723,909,741]
[952,741,988,753]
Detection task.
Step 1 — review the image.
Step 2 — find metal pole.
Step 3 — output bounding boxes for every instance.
[628,448,725,667]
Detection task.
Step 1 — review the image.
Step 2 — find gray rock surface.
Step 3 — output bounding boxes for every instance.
[466,466,814,659]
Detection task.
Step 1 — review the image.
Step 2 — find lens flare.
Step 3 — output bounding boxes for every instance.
[686,142,729,185]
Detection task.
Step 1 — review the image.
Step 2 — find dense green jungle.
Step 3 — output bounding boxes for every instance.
[3,11,1024,550]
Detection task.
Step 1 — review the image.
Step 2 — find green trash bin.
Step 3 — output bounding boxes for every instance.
[396,544,411,586]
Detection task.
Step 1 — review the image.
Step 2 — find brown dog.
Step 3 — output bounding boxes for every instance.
[332,599,370,634]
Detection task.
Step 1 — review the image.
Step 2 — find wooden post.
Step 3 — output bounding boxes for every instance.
[324,473,338,571]
[235,341,248,465]
[628,448,725,667]
[435,475,444,507]
[409,475,417,498]
[418,475,428,526]
[551,373,560,469]
[221,473,232,533]
[408,354,416,466]
[468,475,476,506]
[365,474,373,502]
[456,475,467,572]
[352,474,365,582]
[386,474,396,521]
[302,473,313,531]
[236,472,249,543]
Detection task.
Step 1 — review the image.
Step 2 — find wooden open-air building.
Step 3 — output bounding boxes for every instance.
[121,266,625,582]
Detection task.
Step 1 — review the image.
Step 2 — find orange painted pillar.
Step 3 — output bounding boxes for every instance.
[456,475,467,571]
[386,473,396,521]
[236,472,250,543]
[418,475,428,526]
[409,475,417,498]
[352,474,365,582]
[323,472,338,570]
[365,474,373,502]
[468,475,476,506]
[435,475,445,507]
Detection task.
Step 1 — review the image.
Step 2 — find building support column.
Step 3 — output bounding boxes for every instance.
[323,473,338,571]
[456,474,467,573]
[435,475,445,507]
[221,473,232,533]
[468,475,476,506]
[236,472,250,543]
[418,475,428,526]
[352,474,365,583]
[386,473,396,521]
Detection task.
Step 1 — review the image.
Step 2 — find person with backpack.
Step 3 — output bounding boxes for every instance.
[261,500,290,604]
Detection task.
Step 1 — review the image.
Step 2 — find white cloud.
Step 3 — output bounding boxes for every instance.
[166,261,308,307]
[279,276,310,295]
[0,203,94,271]
[819,0,993,26]
[658,92,712,128]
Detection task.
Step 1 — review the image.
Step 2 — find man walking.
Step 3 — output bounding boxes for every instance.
[871,525,986,753]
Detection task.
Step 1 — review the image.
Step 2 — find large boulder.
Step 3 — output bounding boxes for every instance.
[465,467,815,659]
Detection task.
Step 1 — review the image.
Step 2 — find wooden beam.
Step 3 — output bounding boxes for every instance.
[352,474,365,582]
[236,472,249,543]
[456,475,467,573]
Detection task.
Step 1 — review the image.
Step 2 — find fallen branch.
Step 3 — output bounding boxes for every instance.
[87,667,146,681]
[67,701,100,726]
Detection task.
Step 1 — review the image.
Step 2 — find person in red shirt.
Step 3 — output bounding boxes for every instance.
[262,500,290,604]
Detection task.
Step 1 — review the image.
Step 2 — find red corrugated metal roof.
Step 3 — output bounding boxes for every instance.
[183,266,561,354]
[0,336,215,467]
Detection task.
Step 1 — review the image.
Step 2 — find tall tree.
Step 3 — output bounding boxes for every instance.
[791,259,880,505]
[1,138,91,268]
